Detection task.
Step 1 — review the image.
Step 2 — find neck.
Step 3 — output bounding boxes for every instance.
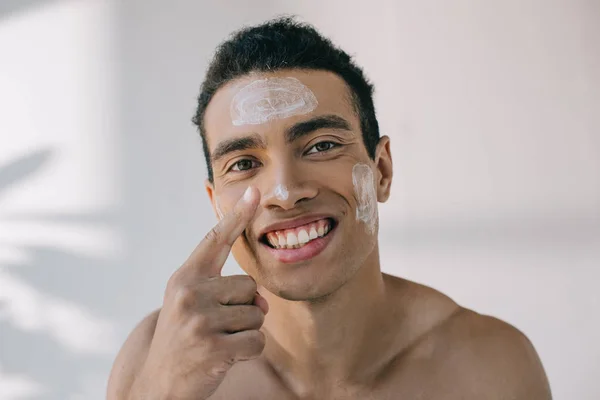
[258,246,400,395]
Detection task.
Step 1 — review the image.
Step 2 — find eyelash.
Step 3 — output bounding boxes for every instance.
[227,141,341,173]
[229,159,261,172]
[305,141,341,155]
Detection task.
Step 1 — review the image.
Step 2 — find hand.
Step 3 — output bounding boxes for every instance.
[130,187,268,400]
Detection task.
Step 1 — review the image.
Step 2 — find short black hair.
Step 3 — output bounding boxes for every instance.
[192,16,380,182]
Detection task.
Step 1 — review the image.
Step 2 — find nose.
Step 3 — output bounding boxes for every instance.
[260,161,318,210]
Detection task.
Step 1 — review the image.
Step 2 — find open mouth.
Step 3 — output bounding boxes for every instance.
[260,217,337,250]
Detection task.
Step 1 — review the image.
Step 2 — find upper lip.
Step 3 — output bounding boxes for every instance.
[258,213,335,238]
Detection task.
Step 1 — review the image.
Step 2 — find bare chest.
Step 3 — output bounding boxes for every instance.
[208,356,456,400]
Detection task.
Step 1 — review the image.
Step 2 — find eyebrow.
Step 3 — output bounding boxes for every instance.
[285,114,353,143]
[211,134,267,164]
[210,114,353,165]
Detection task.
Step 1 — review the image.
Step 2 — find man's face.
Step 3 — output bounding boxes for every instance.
[204,69,392,301]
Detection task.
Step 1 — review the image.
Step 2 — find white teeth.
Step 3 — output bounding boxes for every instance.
[267,220,333,250]
[286,232,298,246]
[298,229,309,244]
[268,235,278,248]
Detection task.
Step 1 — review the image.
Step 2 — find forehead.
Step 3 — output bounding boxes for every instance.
[203,69,358,150]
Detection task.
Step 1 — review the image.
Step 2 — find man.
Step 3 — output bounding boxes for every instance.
[107,17,551,399]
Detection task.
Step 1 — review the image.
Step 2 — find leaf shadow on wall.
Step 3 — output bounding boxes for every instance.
[0,149,122,400]
[0,0,62,21]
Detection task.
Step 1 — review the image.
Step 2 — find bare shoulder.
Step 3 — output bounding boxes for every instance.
[385,277,552,399]
[106,309,161,400]
[437,308,552,399]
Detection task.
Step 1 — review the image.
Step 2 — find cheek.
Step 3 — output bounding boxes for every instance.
[213,186,247,219]
[309,161,361,210]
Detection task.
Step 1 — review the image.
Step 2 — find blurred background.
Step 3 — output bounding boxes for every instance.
[0,0,598,399]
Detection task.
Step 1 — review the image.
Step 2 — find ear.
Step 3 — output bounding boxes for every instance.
[374,135,393,202]
[204,179,220,219]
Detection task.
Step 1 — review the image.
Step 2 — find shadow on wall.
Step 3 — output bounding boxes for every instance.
[0,150,120,399]
[0,0,61,20]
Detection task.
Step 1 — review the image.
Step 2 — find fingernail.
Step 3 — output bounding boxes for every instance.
[243,186,253,203]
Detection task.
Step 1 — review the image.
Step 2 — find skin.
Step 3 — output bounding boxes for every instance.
[107,69,552,399]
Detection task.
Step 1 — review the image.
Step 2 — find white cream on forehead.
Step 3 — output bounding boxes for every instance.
[230,77,318,126]
[273,184,289,201]
[352,163,378,234]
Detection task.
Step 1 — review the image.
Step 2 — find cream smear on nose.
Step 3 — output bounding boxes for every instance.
[230,77,318,126]
[352,163,378,234]
[273,184,289,201]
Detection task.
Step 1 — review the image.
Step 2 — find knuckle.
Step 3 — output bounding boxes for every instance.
[224,352,237,367]
[236,275,257,292]
[165,272,183,296]
[247,330,266,352]
[207,358,234,380]
[188,312,211,333]
[204,226,225,246]
[172,286,197,310]
[246,278,258,293]
[250,306,265,325]
[202,334,221,353]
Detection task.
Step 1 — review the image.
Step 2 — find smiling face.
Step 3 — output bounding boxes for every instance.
[204,69,392,301]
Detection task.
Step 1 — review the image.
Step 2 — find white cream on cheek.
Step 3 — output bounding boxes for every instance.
[230,77,318,126]
[214,196,224,220]
[352,163,378,234]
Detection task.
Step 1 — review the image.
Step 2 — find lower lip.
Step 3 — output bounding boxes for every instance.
[263,226,336,264]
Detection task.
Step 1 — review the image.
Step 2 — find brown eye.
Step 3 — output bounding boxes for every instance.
[306,141,338,154]
[231,159,258,172]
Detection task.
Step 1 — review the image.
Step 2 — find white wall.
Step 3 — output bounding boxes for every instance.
[0,0,598,399]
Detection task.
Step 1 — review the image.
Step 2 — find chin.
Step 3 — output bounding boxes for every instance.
[271,285,334,302]
[260,265,351,303]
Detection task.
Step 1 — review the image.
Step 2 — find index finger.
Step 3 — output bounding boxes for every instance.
[183,186,260,277]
